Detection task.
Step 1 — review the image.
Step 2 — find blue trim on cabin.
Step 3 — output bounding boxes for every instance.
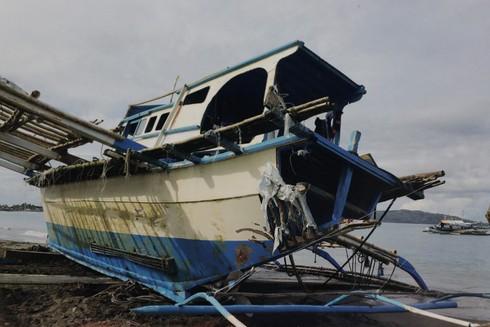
[187,40,303,90]
[122,103,174,123]
[138,131,160,140]
[160,133,398,191]
[191,132,398,187]
[113,138,146,151]
[132,125,200,141]
[164,125,201,135]
[125,104,164,119]
[163,135,302,169]
[46,222,274,302]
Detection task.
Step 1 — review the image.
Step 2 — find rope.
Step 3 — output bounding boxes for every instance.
[322,197,397,286]
[177,292,246,327]
[322,181,437,288]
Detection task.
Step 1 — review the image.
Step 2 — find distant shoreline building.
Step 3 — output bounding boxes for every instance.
[0,202,43,212]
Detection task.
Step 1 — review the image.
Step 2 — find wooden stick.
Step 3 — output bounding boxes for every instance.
[0,273,119,285]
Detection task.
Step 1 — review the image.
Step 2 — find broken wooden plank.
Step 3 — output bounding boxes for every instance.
[0,273,119,285]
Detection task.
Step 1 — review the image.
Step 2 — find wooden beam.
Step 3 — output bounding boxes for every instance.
[0,109,23,132]
[0,273,119,285]
[0,82,122,146]
[0,158,26,174]
[161,143,201,163]
[0,151,39,170]
[203,130,242,154]
[0,131,60,159]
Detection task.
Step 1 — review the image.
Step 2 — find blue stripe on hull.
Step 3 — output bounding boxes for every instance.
[46,223,273,301]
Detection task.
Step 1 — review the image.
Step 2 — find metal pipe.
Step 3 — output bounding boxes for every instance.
[132,300,457,315]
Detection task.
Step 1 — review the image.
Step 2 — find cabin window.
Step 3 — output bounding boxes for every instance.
[145,116,157,133]
[134,118,147,136]
[124,121,138,136]
[200,68,267,137]
[183,87,210,105]
[155,113,169,130]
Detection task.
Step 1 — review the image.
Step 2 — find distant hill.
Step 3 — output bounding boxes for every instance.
[378,209,474,224]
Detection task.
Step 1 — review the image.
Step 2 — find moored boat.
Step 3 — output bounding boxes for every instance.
[424,219,489,235]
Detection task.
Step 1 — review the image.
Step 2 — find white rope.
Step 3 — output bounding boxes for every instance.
[373,294,479,327]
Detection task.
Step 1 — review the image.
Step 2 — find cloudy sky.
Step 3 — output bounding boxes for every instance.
[0,1,488,220]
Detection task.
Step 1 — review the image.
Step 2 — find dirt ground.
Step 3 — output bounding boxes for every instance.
[0,241,232,327]
[0,282,232,327]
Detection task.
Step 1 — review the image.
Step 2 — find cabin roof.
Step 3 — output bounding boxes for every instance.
[187,40,304,90]
[124,40,365,123]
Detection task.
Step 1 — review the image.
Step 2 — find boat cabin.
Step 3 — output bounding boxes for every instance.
[118,41,365,148]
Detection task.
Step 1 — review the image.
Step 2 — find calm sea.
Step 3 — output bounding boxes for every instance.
[0,212,488,318]
[0,211,47,243]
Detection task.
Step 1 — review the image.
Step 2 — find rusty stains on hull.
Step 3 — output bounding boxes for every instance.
[235,244,253,266]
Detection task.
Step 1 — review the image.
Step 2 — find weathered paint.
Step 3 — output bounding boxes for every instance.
[41,148,278,299]
[47,223,274,302]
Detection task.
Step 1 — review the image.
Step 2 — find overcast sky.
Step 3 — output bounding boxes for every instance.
[0,1,488,220]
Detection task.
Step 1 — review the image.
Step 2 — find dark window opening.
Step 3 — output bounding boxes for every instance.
[200,68,267,142]
[145,116,157,133]
[183,87,210,105]
[274,48,364,107]
[155,113,169,131]
[124,121,138,136]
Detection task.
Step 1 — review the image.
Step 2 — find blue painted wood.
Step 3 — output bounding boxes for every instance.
[397,256,429,290]
[131,301,457,315]
[112,138,146,151]
[313,133,400,186]
[330,167,353,226]
[347,130,361,153]
[164,125,201,135]
[367,192,382,217]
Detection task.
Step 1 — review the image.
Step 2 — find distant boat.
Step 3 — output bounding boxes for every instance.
[424,218,489,235]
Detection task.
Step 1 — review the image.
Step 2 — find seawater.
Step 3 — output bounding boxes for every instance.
[295,222,490,294]
[0,211,47,243]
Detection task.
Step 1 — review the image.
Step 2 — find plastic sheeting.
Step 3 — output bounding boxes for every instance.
[259,163,317,252]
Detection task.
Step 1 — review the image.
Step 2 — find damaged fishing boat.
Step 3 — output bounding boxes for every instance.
[2,41,483,325]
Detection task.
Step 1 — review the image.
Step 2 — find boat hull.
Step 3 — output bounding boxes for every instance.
[41,149,277,301]
[40,135,400,301]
